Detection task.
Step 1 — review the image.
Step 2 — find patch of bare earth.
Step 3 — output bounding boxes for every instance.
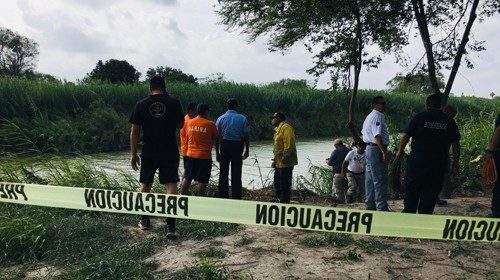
[147,197,499,279]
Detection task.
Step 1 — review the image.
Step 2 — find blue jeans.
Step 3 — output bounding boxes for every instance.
[365,145,389,211]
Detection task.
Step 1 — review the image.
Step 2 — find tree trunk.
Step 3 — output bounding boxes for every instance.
[346,7,363,144]
[411,0,441,96]
[443,0,479,104]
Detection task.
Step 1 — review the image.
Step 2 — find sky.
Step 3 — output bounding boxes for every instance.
[1,0,499,98]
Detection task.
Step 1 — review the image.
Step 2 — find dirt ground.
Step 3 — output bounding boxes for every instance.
[144,197,499,280]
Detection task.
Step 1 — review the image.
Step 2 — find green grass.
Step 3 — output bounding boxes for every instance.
[194,247,227,259]
[166,259,231,280]
[302,233,354,247]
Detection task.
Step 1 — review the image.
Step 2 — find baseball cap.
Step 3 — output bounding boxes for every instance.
[270,112,286,120]
[333,139,343,146]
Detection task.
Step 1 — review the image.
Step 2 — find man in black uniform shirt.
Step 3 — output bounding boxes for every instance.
[129,76,184,234]
[395,94,461,214]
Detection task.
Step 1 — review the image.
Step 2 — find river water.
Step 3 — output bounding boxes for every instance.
[88,138,339,189]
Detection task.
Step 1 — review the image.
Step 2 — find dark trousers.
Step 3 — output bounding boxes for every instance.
[274,166,293,203]
[403,164,445,214]
[218,139,244,199]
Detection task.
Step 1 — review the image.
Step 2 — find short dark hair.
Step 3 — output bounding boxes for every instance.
[227,98,238,110]
[356,140,366,147]
[426,94,442,109]
[150,76,166,91]
[371,96,385,106]
[197,103,210,115]
[187,102,198,111]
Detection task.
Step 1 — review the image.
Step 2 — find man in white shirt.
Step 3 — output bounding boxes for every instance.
[361,96,390,211]
[341,141,367,203]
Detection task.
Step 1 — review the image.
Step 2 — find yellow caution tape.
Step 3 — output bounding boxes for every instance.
[0,182,498,242]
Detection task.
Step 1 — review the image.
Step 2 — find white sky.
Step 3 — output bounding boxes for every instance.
[1,0,499,98]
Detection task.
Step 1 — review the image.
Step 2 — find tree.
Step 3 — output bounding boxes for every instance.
[267,78,310,89]
[85,59,141,84]
[0,27,39,77]
[217,0,411,141]
[146,66,198,84]
[387,72,445,94]
[408,0,499,103]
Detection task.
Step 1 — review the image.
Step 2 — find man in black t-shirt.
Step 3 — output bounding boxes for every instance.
[395,94,461,214]
[129,76,184,234]
[326,139,351,203]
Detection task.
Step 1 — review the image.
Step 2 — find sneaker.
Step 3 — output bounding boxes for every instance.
[436,199,447,206]
[138,217,150,230]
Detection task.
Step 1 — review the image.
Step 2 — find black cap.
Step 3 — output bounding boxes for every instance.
[227,98,238,109]
[197,103,211,114]
[270,112,286,120]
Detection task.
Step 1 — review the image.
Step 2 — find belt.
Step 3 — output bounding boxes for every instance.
[367,142,378,146]
[348,170,364,175]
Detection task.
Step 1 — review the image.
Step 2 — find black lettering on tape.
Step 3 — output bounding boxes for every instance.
[256,204,267,225]
[166,196,177,215]
[311,209,323,230]
[287,207,298,227]
[347,212,360,233]
[336,211,347,231]
[5,184,17,199]
[95,190,106,209]
[324,210,336,231]
[84,189,96,208]
[474,221,487,240]
[123,192,133,211]
[135,193,145,212]
[299,208,311,228]
[178,197,189,217]
[112,191,122,210]
[144,194,155,213]
[456,220,469,240]
[360,213,373,234]
[0,183,7,199]
[15,185,28,201]
[157,195,166,214]
[443,219,456,239]
[268,205,279,226]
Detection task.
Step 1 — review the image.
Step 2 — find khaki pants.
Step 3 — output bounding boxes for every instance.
[332,174,347,202]
[346,172,365,202]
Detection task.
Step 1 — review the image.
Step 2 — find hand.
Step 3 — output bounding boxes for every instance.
[271,159,276,168]
[382,151,390,164]
[242,150,249,160]
[131,154,140,171]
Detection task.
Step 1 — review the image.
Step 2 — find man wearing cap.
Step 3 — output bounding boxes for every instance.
[215,98,251,199]
[181,103,218,196]
[326,139,351,203]
[129,76,184,235]
[180,102,198,180]
[361,96,390,211]
[271,112,298,203]
[341,141,367,203]
[396,94,460,214]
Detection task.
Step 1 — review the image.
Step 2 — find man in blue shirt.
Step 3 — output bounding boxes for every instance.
[215,98,251,199]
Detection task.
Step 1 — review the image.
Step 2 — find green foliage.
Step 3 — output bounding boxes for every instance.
[85,59,141,85]
[0,27,39,77]
[387,72,445,94]
[296,161,333,197]
[177,220,238,240]
[217,0,411,89]
[146,66,198,84]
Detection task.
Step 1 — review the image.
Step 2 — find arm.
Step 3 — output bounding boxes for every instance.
[242,133,250,160]
[486,126,500,158]
[341,160,348,178]
[130,124,140,171]
[396,133,410,161]
[374,135,389,164]
[281,126,295,163]
[326,151,335,166]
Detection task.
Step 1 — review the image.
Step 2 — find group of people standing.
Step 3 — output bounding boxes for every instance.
[129,76,298,234]
[129,76,498,235]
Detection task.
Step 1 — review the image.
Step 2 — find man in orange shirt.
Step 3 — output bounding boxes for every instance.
[180,102,198,179]
[181,103,218,196]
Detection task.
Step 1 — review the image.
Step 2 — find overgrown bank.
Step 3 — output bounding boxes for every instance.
[1,77,498,154]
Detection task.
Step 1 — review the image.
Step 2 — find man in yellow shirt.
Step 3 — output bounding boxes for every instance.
[271,112,298,203]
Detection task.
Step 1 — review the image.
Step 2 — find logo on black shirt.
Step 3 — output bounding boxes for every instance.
[149,102,166,118]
